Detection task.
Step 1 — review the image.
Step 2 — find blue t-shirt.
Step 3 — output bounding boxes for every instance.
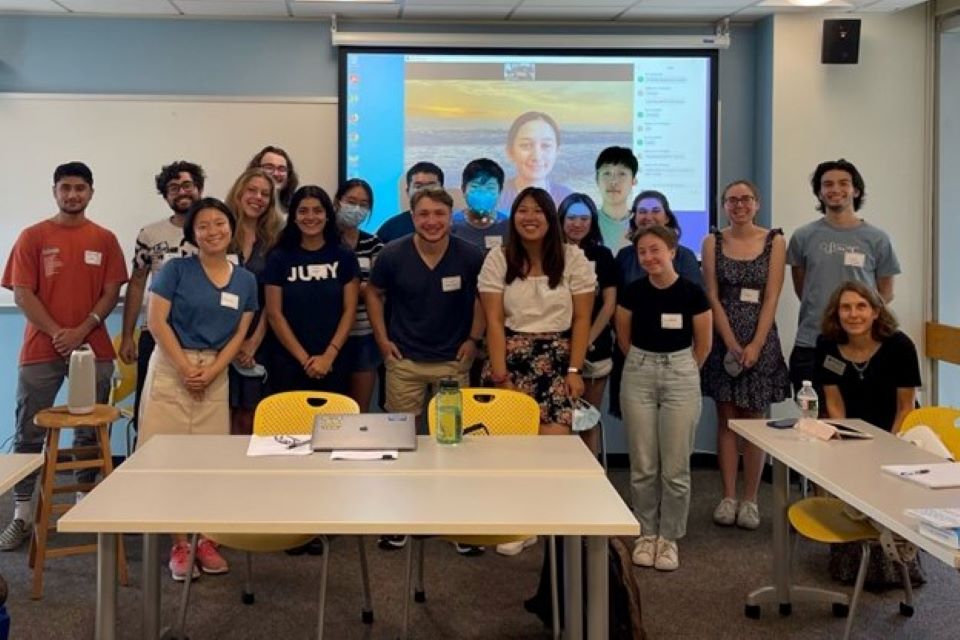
[263,243,360,357]
[150,256,258,350]
[376,211,414,244]
[615,243,703,290]
[370,236,484,362]
[451,210,510,252]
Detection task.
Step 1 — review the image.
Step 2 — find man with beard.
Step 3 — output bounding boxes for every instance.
[1,162,128,550]
[118,161,204,421]
[786,158,900,392]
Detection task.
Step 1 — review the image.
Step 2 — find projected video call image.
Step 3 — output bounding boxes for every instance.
[342,50,716,253]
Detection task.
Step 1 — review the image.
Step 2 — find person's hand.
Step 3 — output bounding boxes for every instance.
[456,339,477,363]
[236,336,260,368]
[377,339,403,362]
[118,336,138,364]
[305,353,334,379]
[724,339,743,359]
[740,342,761,369]
[52,326,88,357]
[184,365,219,391]
[565,372,584,399]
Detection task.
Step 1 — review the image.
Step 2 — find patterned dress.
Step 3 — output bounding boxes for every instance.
[701,229,791,412]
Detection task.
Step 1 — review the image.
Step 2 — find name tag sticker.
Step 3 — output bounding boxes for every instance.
[823,355,847,376]
[220,292,239,309]
[484,235,503,249]
[84,250,102,266]
[357,257,371,270]
[740,288,761,304]
[161,252,179,266]
[441,276,462,292]
[661,313,683,330]
[226,254,240,266]
[844,251,866,268]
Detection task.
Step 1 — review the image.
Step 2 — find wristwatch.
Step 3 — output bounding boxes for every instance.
[567,367,581,375]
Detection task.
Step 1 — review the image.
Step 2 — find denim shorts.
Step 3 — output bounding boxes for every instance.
[340,334,383,373]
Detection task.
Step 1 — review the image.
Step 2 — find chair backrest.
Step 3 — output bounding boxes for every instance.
[110,331,138,405]
[253,391,360,436]
[900,406,960,459]
[426,388,540,436]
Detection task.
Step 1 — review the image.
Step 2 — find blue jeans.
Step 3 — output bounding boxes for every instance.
[619,347,701,540]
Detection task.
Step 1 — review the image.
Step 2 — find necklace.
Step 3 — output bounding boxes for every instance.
[850,359,871,381]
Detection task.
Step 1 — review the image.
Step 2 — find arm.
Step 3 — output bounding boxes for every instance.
[236,308,269,368]
[691,309,713,368]
[823,385,846,420]
[743,234,787,368]
[891,387,917,434]
[119,267,148,363]
[790,266,805,301]
[265,285,310,368]
[190,311,254,391]
[701,234,740,356]
[566,292,594,398]
[614,305,632,356]
[147,293,197,381]
[52,280,123,357]
[876,275,895,304]
[480,291,510,388]
[455,297,484,363]
[586,286,616,348]
[365,282,402,360]
[306,279,359,378]
[13,286,63,338]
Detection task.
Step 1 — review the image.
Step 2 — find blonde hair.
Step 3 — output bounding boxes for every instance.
[225,168,283,255]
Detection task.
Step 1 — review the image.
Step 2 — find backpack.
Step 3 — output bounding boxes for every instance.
[608,536,646,640]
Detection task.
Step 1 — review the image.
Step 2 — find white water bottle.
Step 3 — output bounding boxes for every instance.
[67,344,96,415]
[796,380,819,420]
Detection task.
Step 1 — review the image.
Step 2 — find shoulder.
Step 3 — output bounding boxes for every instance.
[614,245,633,263]
[480,246,507,270]
[886,330,917,352]
[858,221,894,242]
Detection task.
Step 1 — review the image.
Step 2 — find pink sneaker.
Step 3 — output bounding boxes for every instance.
[196,537,229,575]
[169,542,200,581]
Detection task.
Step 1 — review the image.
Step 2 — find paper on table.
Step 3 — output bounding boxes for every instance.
[330,450,398,461]
[881,462,960,489]
[246,435,312,457]
[904,508,960,528]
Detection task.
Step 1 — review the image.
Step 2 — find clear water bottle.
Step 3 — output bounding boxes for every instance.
[435,378,463,445]
[796,380,819,420]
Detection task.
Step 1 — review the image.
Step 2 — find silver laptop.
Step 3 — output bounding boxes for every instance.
[311,413,418,451]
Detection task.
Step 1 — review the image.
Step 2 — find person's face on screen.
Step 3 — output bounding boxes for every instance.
[818,169,859,214]
[54,177,93,216]
[508,119,558,184]
[193,208,232,256]
[837,290,879,339]
[596,164,636,207]
[412,196,451,243]
[295,197,328,240]
[633,197,668,229]
[164,171,201,215]
[239,176,272,222]
[407,172,441,205]
[259,151,290,190]
[562,205,592,244]
[463,176,501,216]
[722,183,759,226]
[636,233,676,277]
[513,195,549,244]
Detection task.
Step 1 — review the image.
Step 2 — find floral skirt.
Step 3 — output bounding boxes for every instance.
[482,331,572,427]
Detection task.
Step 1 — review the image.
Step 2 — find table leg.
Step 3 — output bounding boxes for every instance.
[563,535,583,640]
[143,533,161,639]
[586,536,608,639]
[96,533,117,640]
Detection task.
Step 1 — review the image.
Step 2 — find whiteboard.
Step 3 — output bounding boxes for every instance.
[0,94,338,305]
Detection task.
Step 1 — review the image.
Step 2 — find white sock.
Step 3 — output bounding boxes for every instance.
[13,500,33,523]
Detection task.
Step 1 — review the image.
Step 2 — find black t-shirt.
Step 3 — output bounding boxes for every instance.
[617,275,710,353]
[814,330,921,431]
[370,236,484,362]
[263,243,360,358]
[583,244,620,361]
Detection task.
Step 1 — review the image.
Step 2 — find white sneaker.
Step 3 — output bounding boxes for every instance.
[736,500,760,530]
[713,498,738,526]
[496,536,537,556]
[654,537,679,571]
[631,535,657,567]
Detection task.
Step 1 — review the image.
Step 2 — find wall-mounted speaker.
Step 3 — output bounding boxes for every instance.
[821,19,861,65]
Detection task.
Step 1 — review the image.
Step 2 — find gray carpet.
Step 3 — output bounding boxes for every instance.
[2,467,959,639]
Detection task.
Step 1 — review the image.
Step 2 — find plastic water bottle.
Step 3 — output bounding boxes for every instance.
[796,380,819,420]
[435,378,463,445]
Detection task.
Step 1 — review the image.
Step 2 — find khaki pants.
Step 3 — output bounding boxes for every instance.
[384,357,470,416]
[137,347,229,449]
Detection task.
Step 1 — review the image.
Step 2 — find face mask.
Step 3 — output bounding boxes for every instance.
[337,203,369,227]
[571,397,601,433]
[231,362,268,380]
[465,188,499,216]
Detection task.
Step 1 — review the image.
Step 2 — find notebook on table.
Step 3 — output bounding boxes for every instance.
[311,413,418,452]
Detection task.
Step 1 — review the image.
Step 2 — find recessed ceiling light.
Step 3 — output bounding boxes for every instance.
[788,0,833,6]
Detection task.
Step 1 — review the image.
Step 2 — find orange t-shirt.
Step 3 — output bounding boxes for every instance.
[2,218,129,365]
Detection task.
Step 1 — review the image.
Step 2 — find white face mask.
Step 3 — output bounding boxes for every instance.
[570,398,601,432]
[337,202,369,227]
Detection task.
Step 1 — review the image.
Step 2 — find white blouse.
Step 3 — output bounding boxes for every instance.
[478,244,597,333]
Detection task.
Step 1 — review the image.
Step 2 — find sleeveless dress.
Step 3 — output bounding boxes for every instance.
[701,228,791,412]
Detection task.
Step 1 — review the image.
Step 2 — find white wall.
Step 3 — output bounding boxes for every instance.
[767,5,932,413]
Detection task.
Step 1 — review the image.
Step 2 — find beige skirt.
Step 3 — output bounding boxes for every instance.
[137,347,229,449]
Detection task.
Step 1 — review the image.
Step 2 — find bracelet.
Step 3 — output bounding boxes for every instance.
[329,343,341,353]
[567,366,581,375]
[468,335,483,344]
[88,312,102,325]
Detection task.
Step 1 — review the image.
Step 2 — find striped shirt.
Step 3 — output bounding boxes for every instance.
[349,230,384,337]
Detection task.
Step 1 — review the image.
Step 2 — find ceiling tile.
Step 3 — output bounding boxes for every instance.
[172,0,288,17]
[60,0,179,15]
[855,0,927,11]
[511,5,625,18]
[293,1,400,18]
[0,0,65,12]
[402,4,515,18]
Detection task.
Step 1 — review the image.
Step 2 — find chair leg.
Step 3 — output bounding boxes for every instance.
[242,552,254,604]
[356,536,374,623]
[549,536,559,640]
[30,428,60,599]
[842,541,871,640]
[316,536,330,640]
[173,534,200,639]
[598,421,608,473]
[403,540,415,640]
[415,538,425,602]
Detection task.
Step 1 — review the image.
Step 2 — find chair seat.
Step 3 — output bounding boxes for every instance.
[205,533,315,553]
[788,497,879,544]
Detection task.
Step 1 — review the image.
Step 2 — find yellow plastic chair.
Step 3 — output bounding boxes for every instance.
[110,332,139,455]
[403,388,559,639]
[900,406,960,458]
[174,391,371,640]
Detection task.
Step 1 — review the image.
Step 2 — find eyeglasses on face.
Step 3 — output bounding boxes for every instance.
[166,181,196,196]
[260,163,289,175]
[724,195,756,206]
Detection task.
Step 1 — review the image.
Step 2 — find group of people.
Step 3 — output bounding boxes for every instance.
[1,142,920,613]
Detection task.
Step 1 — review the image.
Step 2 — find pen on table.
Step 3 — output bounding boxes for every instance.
[899,469,930,476]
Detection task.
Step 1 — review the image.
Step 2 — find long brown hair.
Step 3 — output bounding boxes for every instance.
[820,281,898,343]
[504,187,565,289]
[226,168,283,256]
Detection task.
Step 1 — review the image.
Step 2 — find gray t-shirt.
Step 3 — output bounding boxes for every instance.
[786,218,900,348]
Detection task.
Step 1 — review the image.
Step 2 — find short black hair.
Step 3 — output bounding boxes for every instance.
[594,146,638,176]
[182,197,236,246]
[811,158,865,212]
[154,161,205,196]
[335,178,375,212]
[281,185,342,249]
[558,193,604,248]
[405,162,444,188]
[54,162,93,187]
[461,158,505,190]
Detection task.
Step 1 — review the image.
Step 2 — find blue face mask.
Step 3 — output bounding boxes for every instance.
[337,203,369,228]
[465,188,499,216]
[570,398,601,433]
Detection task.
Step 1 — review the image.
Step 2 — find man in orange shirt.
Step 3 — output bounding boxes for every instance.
[0,162,128,551]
